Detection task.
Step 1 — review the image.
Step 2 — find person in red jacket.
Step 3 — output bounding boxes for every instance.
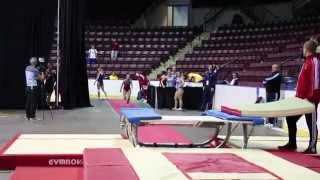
[136,72,150,100]
[279,40,319,154]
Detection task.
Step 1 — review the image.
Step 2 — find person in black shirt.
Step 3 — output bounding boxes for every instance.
[44,63,56,106]
[94,67,107,99]
[159,71,167,88]
[263,64,282,126]
[200,65,218,111]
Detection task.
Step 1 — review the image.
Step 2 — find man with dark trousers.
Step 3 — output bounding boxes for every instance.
[278,40,319,154]
[263,64,282,126]
[201,65,218,111]
[25,57,43,121]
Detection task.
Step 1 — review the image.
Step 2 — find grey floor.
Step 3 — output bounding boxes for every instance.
[0,100,121,146]
[0,99,285,180]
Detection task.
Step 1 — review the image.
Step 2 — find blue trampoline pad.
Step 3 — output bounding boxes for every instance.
[203,110,265,125]
[120,108,162,124]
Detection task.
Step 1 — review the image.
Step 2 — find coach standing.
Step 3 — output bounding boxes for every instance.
[278,40,319,154]
[200,65,218,111]
[25,57,43,121]
[263,64,282,126]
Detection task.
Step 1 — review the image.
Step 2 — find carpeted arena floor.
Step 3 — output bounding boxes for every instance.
[0,98,318,180]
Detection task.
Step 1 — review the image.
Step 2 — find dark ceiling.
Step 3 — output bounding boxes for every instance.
[192,0,292,8]
[86,0,293,21]
[86,0,154,21]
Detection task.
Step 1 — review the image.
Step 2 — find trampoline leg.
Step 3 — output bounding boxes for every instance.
[217,122,232,148]
[194,125,221,148]
[310,111,317,150]
[155,87,158,110]
[126,123,132,144]
[242,124,248,149]
[131,124,139,147]
[120,115,125,129]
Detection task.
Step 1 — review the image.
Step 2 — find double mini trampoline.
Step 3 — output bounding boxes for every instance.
[120,97,315,148]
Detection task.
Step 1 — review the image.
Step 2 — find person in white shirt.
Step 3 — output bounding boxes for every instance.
[25,57,44,121]
[88,45,98,65]
[225,72,239,86]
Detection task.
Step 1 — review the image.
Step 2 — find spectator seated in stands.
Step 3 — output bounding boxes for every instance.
[109,72,119,80]
[224,72,239,86]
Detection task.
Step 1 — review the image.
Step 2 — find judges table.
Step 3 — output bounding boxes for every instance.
[147,82,203,110]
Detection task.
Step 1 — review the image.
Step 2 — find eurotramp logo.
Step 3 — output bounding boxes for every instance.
[48,159,83,166]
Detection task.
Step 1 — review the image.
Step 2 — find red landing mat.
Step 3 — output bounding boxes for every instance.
[267,150,320,173]
[10,167,83,180]
[107,99,192,144]
[163,153,281,179]
[138,125,192,144]
[83,148,139,180]
[107,99,137,114]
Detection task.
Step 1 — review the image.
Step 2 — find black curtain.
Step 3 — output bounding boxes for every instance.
[0,0,90,109]
[60,0,90,109]
[0,0,56,108]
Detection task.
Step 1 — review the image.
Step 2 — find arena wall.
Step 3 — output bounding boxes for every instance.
[88,80,317,137]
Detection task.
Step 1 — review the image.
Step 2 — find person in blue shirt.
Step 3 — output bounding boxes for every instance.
[166,68,176,88]
[25,57,43,121]
[200,65,218,111]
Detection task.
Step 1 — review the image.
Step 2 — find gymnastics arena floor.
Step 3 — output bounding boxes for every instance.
[0,99,320,180]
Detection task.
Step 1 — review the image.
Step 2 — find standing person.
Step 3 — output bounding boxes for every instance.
[25,57,43,121]
[166,68,177,109]
[200,65,218,111]
[120,74,133,104]
[173,72,185,111]
[159,71,167,88]
[44,63,56,107]
[88,45,98,65]
[136,72,150,100]
[157,71,168,108]
[263,64,282,126]
[167,68,176,88]
[278,40,319,154]
[111,39,119,61]
[94,67,107,99]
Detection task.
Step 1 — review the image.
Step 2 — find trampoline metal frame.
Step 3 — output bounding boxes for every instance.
[120,115,256,148]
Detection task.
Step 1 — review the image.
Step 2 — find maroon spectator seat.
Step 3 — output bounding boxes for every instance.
[179,17,320,87]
